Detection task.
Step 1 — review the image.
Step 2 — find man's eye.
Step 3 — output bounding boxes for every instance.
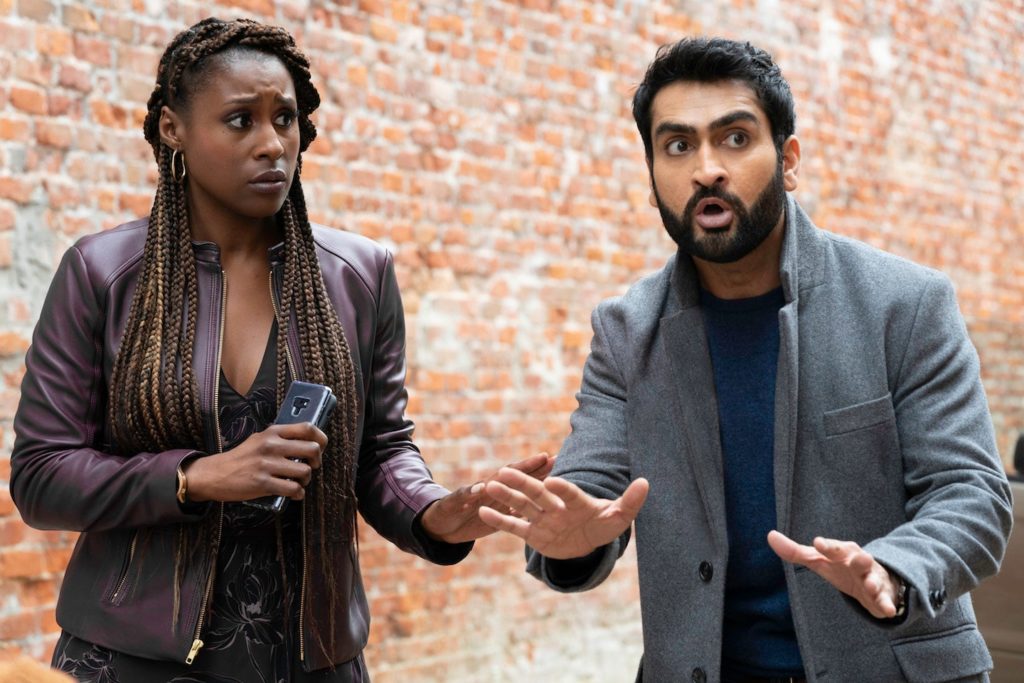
[724,132,748,148]
[666,140,690,156]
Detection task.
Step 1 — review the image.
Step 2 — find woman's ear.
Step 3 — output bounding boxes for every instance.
[158,105,185,150]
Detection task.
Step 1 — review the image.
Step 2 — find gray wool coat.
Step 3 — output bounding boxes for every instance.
[526,196,1013,683]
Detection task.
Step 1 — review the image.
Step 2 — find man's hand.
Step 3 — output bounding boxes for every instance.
[767,530,901,619]
[419,453,555,544]
[477,468,649,559]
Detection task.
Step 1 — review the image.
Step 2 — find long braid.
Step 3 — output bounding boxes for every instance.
[111,18,359,656]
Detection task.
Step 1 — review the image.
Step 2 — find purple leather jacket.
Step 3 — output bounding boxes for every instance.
[11,218,470,672]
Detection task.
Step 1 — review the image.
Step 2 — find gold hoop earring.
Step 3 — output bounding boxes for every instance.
[171,149,187,183]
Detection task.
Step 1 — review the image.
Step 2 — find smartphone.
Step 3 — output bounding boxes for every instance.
[244,380,337,513]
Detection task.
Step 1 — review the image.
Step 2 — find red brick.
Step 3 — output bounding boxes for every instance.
[0,116,29,141]
[63,3,99,32]
[0,331,28,356]
[119,192,151,216]
[35,121,73,149]
[9,85,46,115]
[35,24,71,56]
[218,0,274,15]
[58,62,92,92]
[73,34,111,66]
[0,612,35,640]
[0,178,33,204]
[0,549,45,579]
[0,23,29,56]
[0,203,12,231]
[0,519,25,547]
[16,0,52,21]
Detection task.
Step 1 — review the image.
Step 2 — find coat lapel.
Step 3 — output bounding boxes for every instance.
[773,196,827,534]
[657,255,729,553]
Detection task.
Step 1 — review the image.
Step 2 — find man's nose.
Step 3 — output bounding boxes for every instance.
[692,145,727,189]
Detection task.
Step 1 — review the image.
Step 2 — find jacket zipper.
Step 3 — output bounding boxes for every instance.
[109,531,138,605]
[269,271,306,663]
[186,271,228,665]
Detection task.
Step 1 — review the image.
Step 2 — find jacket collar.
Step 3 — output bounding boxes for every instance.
[188,240,288,266]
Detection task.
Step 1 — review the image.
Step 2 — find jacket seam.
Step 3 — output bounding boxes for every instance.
[69,247,103,446]
[312,232,379,304]
[891,275,936,392]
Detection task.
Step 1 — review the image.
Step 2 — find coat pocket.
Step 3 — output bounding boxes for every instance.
[891,624,992,682]
[824,394,895,437]
[821,394,903,513]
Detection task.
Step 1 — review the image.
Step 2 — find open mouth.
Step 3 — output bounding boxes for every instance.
[694,198,734,230]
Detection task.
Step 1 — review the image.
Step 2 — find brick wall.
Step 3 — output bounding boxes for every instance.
[0,0,1021,680]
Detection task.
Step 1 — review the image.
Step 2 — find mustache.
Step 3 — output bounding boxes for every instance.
[684,185,744,215]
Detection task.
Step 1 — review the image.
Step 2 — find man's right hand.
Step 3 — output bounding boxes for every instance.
[478,467,649,559]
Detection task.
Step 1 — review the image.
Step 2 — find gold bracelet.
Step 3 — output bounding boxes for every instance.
[176,464,188,504]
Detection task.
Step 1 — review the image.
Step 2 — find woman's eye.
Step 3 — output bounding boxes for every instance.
[226,113,252,130]
[724,131,749,148]
[275,110,297,127]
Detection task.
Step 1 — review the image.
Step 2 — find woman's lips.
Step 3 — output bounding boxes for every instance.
[249,169,288,194]
[694,197,734,230]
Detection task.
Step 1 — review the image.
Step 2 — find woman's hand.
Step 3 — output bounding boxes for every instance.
[418,453,556,544]
[182,422,326,503]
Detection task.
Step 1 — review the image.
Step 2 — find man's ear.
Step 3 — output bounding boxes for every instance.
[781,135,800,192]
[158,105,185,151]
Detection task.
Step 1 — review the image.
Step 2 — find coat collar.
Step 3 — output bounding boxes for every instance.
[655,194,823,550]
[668,194,827,309]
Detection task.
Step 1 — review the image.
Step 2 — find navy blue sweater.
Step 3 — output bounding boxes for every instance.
[700,287,803,678]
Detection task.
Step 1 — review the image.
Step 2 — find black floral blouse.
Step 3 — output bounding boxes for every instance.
[53,330,366,682]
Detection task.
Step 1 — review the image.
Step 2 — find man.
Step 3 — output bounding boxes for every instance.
[479,38,1012,682]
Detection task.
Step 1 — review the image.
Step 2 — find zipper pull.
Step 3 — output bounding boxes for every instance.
[185,639,204,665]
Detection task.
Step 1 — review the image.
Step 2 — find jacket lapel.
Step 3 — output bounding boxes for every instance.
[773,196,827,534]
[657,255,729,553]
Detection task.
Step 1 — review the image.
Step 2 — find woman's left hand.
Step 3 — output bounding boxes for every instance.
[419,453,556,544]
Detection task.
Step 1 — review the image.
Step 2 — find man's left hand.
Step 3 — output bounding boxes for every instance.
[419,453,556,544]
[767,530,901,619]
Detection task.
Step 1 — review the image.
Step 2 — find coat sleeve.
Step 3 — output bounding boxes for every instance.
[864,273,1012,623]
[354,251,472,565]
[526,301,634,591]
[10,245,205,532]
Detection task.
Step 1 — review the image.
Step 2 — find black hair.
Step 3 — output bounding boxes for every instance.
[632,37,796,160]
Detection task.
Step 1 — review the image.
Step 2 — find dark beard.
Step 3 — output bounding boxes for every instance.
[654,160,786,264]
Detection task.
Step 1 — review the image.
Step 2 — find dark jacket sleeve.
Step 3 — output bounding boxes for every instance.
[10,245,204,532]
[354,251,472,565]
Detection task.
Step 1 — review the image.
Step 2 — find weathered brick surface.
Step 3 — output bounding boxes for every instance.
[1,1,1022,679]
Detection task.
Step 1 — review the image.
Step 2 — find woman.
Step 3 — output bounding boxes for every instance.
[11,17,549,682]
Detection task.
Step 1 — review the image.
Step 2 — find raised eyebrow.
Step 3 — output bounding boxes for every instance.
[709,110,760,131]
[653,121,697,140]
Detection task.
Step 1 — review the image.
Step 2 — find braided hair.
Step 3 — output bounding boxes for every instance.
[112,17,359,658]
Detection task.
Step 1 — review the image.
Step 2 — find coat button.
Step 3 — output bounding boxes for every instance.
[698,561,713,582]
[691,667,706,683]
